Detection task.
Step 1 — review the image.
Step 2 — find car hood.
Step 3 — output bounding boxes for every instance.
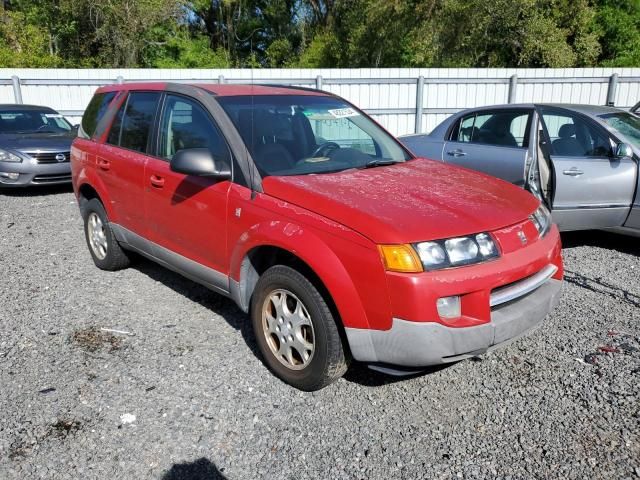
[262,158,539,244]
[0,132,75,152]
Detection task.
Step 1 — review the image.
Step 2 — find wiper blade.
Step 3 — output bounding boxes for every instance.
[362,159,400,169]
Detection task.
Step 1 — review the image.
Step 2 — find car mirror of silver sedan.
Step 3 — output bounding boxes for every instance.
[614,142,633,159]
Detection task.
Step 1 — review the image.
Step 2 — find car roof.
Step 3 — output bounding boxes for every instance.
[97,82,331,97]
[454,103,624,116]
[0,104,58,112]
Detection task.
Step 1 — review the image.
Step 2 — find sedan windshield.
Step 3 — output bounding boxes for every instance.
[0,109,72,134]
[600,112,640,149]
[217,95,411,176]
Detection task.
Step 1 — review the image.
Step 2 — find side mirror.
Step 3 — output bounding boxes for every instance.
[170,148,231,179]
[614,142,633,159]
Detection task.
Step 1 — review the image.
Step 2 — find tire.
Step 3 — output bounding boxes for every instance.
[82,198,131,271]
[250,265,349,391]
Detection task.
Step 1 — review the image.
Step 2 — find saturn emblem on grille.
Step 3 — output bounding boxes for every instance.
[518,230,527,245]
[55,153,66,163]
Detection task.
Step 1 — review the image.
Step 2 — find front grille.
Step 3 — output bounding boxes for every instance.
[32,173,72,184]
[24,151,71,164]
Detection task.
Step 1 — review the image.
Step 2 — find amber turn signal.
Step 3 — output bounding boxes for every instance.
[378,244,424,273]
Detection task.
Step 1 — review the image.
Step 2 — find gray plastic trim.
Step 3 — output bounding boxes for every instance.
[111,224,229,295]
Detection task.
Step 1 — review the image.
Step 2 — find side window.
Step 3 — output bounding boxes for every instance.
[81,92,116,139]
[542,110,611,157]
[452,111,529,148]
[158,95,230,163]
[106,97,126,146]
[454,114,479,142]
[120,92,161,152]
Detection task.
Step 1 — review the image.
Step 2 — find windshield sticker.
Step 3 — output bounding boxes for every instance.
[44,114,63,119]
[328,108,359,119]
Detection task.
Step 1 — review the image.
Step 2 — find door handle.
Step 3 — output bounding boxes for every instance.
[150,175,165,188]
[447,149,467,157]
[562,168,584,177]
[97,158,110,171]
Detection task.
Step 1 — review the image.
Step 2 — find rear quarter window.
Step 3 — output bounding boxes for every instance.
[80,92,116,139]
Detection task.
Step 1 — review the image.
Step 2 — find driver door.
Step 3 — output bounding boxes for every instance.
[539,107,636,231]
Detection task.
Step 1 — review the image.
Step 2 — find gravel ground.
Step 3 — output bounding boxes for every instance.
[0,185,638,480]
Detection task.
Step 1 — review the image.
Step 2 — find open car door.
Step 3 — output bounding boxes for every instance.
[538,106,636,231]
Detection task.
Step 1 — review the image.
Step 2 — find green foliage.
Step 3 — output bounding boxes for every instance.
[0,0,638,68]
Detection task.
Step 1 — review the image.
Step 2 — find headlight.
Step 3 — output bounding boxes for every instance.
[0,148,22,163]
[413,232,500,270]
[530,203,552,238]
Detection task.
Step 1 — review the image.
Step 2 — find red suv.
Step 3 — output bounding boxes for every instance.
[71,83,563,390]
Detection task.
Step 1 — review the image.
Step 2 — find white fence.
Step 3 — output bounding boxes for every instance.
[1,68,639,136]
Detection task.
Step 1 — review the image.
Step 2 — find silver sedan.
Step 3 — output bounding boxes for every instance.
[400,104,640,234]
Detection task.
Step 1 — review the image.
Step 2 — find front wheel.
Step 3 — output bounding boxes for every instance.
[250,265,349,391]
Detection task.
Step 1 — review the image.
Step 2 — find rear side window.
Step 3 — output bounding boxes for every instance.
[106,91,161,153]
[452,110,531,148]
[81,92,116,139]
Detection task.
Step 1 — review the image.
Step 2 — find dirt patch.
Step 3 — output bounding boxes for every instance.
[71,327,122,352]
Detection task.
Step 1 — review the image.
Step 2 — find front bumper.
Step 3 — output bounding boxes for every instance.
[345,277,562,366]
[0,161,71,187]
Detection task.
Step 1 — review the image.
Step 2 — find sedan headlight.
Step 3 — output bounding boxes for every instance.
[530,203,552,238]
[414,232,500,270]
[0,148,22,163]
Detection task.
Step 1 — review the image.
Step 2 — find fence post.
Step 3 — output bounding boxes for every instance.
[218,74,225,84]
[116,75,124,84]
[315,75,323,90]
[606,73,618,106]
[415,75,425,134]
[508,74,518,103]
[11,75,23,104]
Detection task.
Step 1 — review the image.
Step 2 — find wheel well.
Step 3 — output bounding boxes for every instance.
[78,183,101,211]
[239,246,344,329]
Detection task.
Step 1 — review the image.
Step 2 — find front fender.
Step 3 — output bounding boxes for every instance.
[229,220,378,330]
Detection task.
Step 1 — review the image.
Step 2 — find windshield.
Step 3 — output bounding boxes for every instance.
[600,112,640,149]
[216,95,411,176]
[0,109,73,134]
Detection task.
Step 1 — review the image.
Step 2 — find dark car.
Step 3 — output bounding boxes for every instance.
[0,104,75,188]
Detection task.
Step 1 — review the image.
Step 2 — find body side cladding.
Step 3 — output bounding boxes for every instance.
[111,224,230,295]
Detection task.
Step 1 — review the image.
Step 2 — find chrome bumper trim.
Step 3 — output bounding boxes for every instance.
[490,264,558,307]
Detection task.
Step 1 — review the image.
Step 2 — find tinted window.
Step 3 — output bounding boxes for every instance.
[106,99,125,146]
[106,92,160,153]
[542,110,611,157]
[0,109,72,134]
[452,111,530,148]
[158,95,229,162]
[81,92,116,138]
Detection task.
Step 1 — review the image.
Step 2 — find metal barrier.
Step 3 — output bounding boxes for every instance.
[2,72,639,134]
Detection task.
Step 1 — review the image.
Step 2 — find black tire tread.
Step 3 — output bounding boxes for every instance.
[251,265,348,391]
[82,198,131,271]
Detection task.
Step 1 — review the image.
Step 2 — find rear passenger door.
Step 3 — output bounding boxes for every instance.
[98,91,161,235]
[144,94,233,283]
[442,109,532,186]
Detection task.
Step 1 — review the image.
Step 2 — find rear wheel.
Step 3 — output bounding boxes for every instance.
[82,198,131,271]
[251,265,348,391]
